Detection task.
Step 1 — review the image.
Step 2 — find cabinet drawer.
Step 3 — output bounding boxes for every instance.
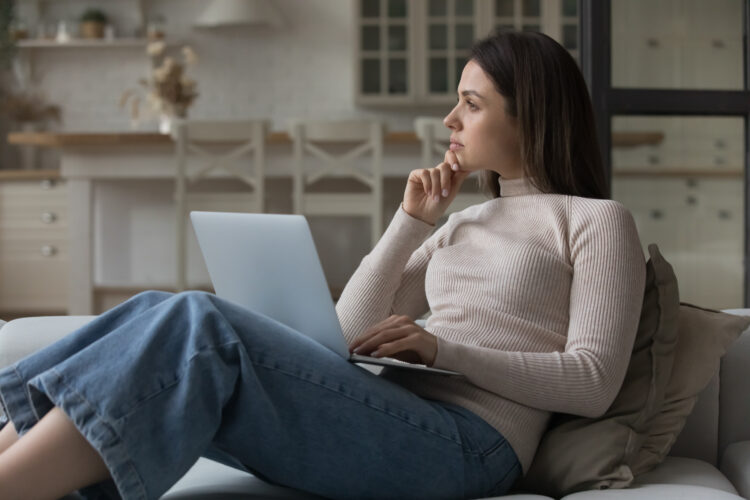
[0,237,68,260]
[0,179,66,205]
[0,180,68,230]
[0,208,68,232]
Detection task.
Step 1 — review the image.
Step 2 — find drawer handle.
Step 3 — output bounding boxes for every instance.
[41,245,58,257]
[40,179,56,190]
[714,139,726,149]
[649,209,663,220]
[41,211,58,224]
[685,195,698,206]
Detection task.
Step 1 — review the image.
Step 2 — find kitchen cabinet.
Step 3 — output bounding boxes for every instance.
[355,0,579,105]
[612,176,744,310]
[0,172,68,314]
[611,0,743,90]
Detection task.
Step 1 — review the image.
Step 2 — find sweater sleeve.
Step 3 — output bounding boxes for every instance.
[432,200,646,418]
[336,204,450,345]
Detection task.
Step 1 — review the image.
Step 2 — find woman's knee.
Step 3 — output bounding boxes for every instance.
[133,289,174,304]
[173,290,215,306]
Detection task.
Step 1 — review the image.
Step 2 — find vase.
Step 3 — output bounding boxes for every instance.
[19,122,40,169]
[158,114,172,135]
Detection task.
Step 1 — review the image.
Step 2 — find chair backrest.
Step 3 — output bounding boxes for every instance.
[172,119,270,291]
[414,116,450,170]
[173,120,270,198]
[287,118,385,248]
[287,118,384,189]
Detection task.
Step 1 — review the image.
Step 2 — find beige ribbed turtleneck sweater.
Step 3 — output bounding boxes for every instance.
[335,176,646,473]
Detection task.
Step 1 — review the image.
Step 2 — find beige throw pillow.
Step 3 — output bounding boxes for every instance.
[630,303,750,476]
[516,244,679,497]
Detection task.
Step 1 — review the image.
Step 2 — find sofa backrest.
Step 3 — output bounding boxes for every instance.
[719,327,750,456]
[669,372,720,464]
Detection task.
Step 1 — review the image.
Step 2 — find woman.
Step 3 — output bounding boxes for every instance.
[0,31,645,500]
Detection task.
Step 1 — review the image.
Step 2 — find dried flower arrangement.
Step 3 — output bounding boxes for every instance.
[119,41,199,126]
[1,90,61,124]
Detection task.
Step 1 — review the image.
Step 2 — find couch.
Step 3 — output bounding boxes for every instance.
[0,311,748,500]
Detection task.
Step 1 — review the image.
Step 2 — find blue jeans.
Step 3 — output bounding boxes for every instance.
[0,291,520,500]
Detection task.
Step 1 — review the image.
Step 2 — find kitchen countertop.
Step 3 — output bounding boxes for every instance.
[0,169,62,181]
[7,131,664,148]
[6,131,421,147]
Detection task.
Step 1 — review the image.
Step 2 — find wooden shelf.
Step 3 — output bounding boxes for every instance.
[17,38,152,48]
[611,132,665,147]
[0,169,61,181]
[613,168,743,178]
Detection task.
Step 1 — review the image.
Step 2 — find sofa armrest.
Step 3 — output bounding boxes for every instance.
[719,310,750,460]
[720,441,750,500]
[0,316,97,369]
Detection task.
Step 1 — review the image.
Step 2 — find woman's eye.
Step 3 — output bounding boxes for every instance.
[456,97,478,110]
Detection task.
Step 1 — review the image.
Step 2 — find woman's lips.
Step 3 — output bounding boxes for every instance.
[449,142,464,151]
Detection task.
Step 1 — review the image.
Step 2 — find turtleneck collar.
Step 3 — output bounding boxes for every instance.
[498,177,543,197]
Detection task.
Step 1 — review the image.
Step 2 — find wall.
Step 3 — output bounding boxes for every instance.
[10,0,449,140]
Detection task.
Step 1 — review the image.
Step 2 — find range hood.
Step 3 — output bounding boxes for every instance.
[194,0,283,28]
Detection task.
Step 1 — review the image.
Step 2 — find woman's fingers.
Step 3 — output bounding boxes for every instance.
[352,324,414,356]
[443,149,459,170]
[419,169,432,196]
[429,168,441,200]
[439,163,453,197]
[349,314,404,351]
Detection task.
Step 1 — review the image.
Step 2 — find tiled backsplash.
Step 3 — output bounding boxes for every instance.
[8,0,446,134]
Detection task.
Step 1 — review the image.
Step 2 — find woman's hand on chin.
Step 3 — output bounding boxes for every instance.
[402,149,470,226]
[349,315,438,366]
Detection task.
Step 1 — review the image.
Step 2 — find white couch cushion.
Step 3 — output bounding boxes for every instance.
[634,456,738,494]
[162,458,554,499]
[0,316,96,368]
[561,484,743,500]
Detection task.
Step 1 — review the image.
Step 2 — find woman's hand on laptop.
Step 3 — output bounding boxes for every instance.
[349,315,438,366]
[402,149,470,226]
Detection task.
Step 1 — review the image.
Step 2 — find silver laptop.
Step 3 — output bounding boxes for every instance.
[190,211,461,377]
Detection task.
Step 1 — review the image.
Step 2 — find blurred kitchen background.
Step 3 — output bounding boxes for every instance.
[0,0,747,318]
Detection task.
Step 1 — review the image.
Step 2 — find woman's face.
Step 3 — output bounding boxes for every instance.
[443,60,524,179]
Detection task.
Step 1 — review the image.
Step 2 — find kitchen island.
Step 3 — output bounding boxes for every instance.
[6,130,425,315]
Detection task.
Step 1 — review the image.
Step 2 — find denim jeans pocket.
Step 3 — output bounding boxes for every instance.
[486,449,521,497]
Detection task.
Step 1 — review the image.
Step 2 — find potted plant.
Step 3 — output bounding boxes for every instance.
[1,89,62,169]
[0,1,16,72]
[79,8,108,39]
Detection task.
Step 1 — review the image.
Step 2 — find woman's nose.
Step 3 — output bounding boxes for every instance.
[444,109,459,130]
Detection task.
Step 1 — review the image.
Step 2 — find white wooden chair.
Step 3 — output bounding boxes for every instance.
[288,119,384,248]
[173,119,270,291]
[414,117,486,213]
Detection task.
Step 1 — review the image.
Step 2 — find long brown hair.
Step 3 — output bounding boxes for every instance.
[469,31,608,199]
